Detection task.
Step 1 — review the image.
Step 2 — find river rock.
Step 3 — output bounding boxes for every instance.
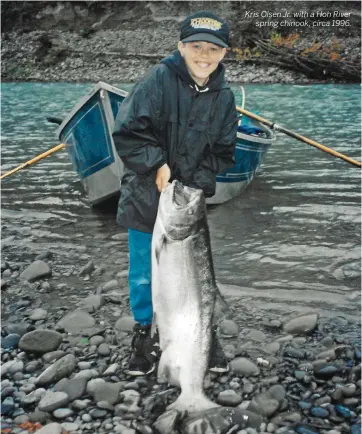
[35,422,63,434]
[219,319,239,337]
[283,313,318,335]
[8,360,24,374]
[20,260,52,282]
[89,335,105,346]
[98,342,111,356]
[79,295,104,312]
[93,382,123,404]
[115,315,136,331]
[36,354,77,386]
[230,357,260,376]
[42,350,66,363]
[19,329,62,354]
[54,376,88,401]
[78,260,95,276]
[1,333,21,349]
[53,407,74,418]
[216,389,242,406]
[56,309,95,333]
[61,422,79,432]
[38,391,69,412]
[87,378,106,395]
[29,308,48,321]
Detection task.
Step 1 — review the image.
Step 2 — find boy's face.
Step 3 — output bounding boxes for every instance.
[178,41,227,86]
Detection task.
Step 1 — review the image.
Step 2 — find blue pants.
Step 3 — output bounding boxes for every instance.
[128,229,153,326]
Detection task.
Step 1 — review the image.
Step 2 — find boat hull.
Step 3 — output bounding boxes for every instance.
[58,82,274,205]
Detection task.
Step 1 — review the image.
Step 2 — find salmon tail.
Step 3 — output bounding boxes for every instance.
[167,392,219,414]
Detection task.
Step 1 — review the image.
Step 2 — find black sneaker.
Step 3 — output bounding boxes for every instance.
[209,325,229,373]
[128,323,157,376]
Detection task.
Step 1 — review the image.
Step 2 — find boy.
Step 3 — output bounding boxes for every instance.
[113,11,238,376]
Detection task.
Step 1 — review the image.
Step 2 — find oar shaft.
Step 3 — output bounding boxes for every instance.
[0,143,65,180]
[236,106,361,168]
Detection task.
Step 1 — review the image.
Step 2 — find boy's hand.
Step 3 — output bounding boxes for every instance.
[156,164,171,193]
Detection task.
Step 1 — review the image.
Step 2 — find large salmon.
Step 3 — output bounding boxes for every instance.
[151,180,225,413]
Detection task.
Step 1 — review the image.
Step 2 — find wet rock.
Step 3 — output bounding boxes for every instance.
[103,363,119,376]
[94,382,123,404]
[314,362,342,378]
[115,315,136,332]
[4,323,30,336]
[61,422,79,432]
[219,319,239,337]
[230,357,260,376]
[247,330,266,342]
[320,336,334,348]
[89,335,105,346]
[35,422,63,434]
[1,333,21,349]
[295,425,318,434]
[20,260,52,282]
[264,342,280,355]
[36,354,77,386]
[78,260,95,276]
[54,376,88,401]
[1,397,15,415]
[283,313,318,335]
[89,408,108,418]
[102,279,119,291]
[98,342,111,356]
[310,406,329,418]
[56,309,95,333]
[72,398,91,410]
[53,407,74,418]
[38,391,69,412]
[80,294,105,312]
[248,395,279,417]
[216,389,242,407]
[42,350,66,363]
[19,329,62,354]
[28,410,50,424]
[29,308,48,321]
[335,404,353,418]
[8,360,24,374]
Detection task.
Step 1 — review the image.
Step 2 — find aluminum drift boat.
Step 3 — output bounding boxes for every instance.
[57,81,275,205]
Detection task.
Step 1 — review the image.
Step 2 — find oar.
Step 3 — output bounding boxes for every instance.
[0,143,65,180]
[236,106,361,168]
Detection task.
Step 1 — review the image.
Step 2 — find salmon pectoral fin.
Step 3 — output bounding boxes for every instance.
[154,234,166,264]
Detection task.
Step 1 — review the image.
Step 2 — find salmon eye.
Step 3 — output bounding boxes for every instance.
[188,209,194,215]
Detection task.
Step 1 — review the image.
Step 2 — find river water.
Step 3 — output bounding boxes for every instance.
[1,83,361,323]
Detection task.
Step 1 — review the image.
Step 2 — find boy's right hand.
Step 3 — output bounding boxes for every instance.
[156,164,171,193]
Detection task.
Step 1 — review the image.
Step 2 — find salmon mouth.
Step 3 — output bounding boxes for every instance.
[171,180,201,208]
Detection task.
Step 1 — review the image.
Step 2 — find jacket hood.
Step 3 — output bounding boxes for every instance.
[161,50,229,92]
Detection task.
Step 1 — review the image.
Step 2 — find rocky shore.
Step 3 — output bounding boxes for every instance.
[2,1,361,84]
[2,29,322,85]
[1,256,361,434]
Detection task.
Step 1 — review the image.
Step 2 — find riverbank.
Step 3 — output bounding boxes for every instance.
[1,1,361,84]
[1,252,361,434]
[0,29,323,84]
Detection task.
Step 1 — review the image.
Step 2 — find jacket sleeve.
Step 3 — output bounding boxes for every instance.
[190,94,238,197]
[112,73,166,175]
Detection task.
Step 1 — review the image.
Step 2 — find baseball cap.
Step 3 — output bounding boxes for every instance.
[180,11,230,48]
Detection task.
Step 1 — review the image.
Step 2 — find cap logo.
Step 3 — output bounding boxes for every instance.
[190,17,222,31]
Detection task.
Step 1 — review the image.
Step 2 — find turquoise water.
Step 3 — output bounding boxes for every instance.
[1,83,361,319]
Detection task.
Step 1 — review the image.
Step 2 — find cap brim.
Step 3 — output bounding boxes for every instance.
[181,33,228,48]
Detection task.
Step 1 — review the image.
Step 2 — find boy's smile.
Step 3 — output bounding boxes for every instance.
[178,41,227,87]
